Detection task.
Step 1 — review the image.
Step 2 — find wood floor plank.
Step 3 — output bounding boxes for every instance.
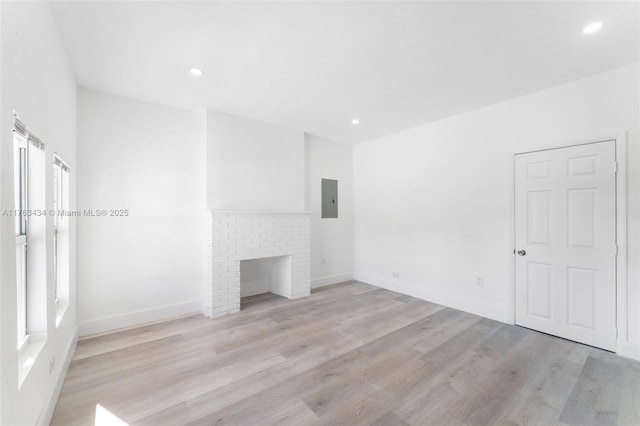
[371,411,411,426]
[451,333,559,425]
[51,282,640,426]
[73,314,207,360]
[393,343,500,424]
[133,402,191,426]
[494,337,586,426]
[500,357,581,426]
[559,355,625,426]
[618,361,640,426]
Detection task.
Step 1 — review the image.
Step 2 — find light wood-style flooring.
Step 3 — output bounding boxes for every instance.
[51,281,640,426]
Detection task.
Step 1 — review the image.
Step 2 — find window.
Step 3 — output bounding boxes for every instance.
[13,116,47,349]
[53,155,70,324]
[13,120,28,347]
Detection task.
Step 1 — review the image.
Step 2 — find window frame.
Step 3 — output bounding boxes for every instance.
[13,116,47,349]
[52,154,70,315]
[14,120,29,348]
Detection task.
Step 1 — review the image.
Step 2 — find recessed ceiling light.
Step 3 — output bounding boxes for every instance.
[352,119,360,125]
[583,22,603,34]
[190,68,204,76]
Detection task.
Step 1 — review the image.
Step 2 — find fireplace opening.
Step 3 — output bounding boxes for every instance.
[240,255,292,309]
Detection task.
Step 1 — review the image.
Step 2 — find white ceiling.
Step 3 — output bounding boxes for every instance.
[50,1,639,144]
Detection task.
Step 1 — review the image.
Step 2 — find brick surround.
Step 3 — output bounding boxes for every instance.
[206,211,311,318]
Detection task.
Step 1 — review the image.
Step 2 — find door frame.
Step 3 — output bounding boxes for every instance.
[509,132,630,357]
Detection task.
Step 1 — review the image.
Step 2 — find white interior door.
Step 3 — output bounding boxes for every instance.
[515,140,617,351]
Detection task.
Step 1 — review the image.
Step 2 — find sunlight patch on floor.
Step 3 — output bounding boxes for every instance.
[95,404,129,426]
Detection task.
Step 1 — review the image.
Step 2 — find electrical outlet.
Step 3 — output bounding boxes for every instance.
[392,272,400,279]
[476,277,484,287]
[49,357,55,374]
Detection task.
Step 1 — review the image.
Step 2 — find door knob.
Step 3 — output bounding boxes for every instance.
[517,250,527,256]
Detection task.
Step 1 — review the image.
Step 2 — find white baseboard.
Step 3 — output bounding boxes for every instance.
[37,326,78,426]
[617,339,640,361]
[201,301,211,318]
[354,273,511,324]
[311,272,354,289]
[79,300,201,336]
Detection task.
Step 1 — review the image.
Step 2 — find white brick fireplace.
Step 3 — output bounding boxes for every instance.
[205,211,311,318]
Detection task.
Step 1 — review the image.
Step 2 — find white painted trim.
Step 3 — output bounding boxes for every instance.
[514,134,622,155]
[617,340,640,361]
[355,274,511,324]
[510,132,636,360]
[200,300,210,319]
[210,210,311,214]
[36,326,78,426]
[311,273,353,289]
[508,150,517,325]
[614,132,632,358]
[78,300,200,336]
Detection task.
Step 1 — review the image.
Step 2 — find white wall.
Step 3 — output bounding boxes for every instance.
[305,134,354,288]
[354,63,640,359]
[77,89,206,336]
[0,2,78,424]
[206,109,305,211]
